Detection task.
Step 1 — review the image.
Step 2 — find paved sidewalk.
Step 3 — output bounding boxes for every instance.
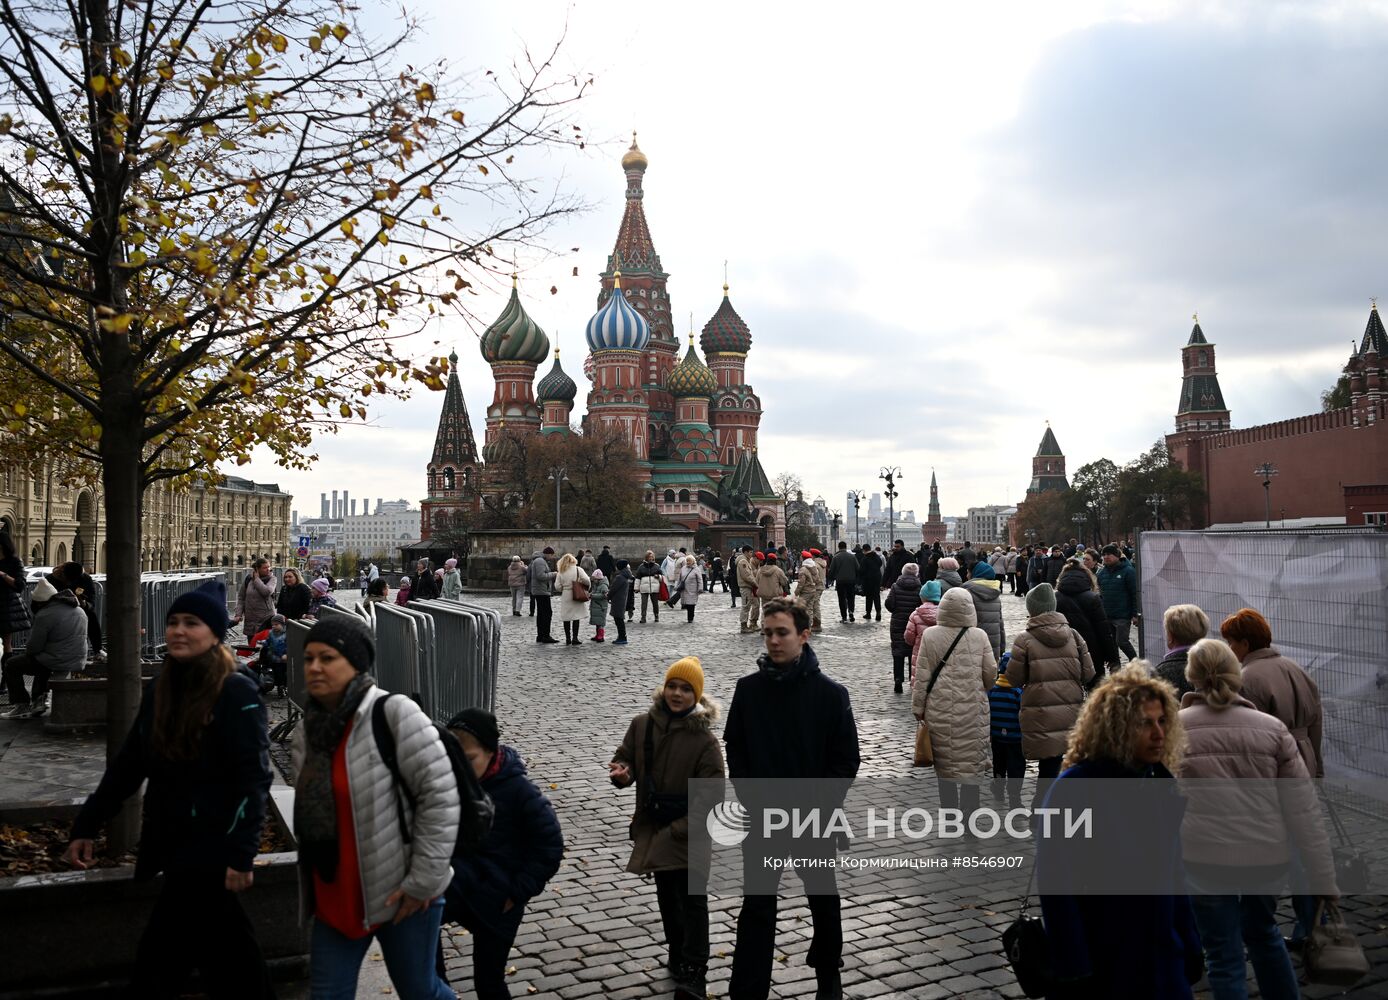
[3,585,1385,998]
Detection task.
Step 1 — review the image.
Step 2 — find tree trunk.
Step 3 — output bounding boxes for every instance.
[99,415,144,853]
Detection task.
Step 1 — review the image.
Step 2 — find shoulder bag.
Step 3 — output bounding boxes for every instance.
[571,572,590,603]
[913,627,969,768]
[1001,861,1053,997]
[641,716,688,826]
[1324,795,1371,893]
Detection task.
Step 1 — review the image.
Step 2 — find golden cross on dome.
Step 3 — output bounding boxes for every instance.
[1192,311,1198,324]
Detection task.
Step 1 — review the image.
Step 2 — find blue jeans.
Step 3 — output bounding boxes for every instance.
[1189,892,1298,1000]
[310,899,453,1000]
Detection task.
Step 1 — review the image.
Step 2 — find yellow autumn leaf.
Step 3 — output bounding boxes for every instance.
[331,23,349,41]
[24,147,36,165]
[270,34,288,53]
[308,35,322,53]
[13,402,27,417]
[89,75,109,95]
[339,403,351,418]
[247,51,262,69]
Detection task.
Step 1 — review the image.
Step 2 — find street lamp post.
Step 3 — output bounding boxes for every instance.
[879,467,902,544]
[1071,512,1087,548]
[1145,493,1167,532]
[830,511,842,546]
[1254,464,1278,528]
[547,465,569,531]
[847,490,865,546]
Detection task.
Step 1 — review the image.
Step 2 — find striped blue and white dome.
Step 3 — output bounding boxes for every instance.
[585,275,650,353]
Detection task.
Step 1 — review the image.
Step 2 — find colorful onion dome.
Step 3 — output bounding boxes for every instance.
[480,276,549,365]
[700,284,751,354]
[621,132,648,172]
[482,422,519,465]
[536,350,578,403]
[667,335,717,398]
[585,272,650,352]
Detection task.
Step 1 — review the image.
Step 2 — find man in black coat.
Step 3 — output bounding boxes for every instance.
[826,541,859,623]
[957,541,978,578]
[595,545,617,580]
[882,539,911,589]
[856,546,883,622]
[725,598,860,1000]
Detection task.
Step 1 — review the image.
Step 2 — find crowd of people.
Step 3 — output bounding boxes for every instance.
[6,525,1357,1000]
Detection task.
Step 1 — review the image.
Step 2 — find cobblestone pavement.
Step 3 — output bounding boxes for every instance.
[3,586,1385,998]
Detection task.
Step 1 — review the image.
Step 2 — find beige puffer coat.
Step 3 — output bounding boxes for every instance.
[911,589,996,781]
[796,560,823,603]
[1179,693,1336,888]
[292,686,460,928]
[611,693,725,873]
[754,563,788,600]
[1006,612,1095,760]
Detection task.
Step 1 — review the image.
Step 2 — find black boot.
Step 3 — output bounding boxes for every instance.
[815,967,843,1000]
[675,963,706,1000]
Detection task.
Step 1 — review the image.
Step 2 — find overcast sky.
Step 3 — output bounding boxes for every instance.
[240,0,1388,522]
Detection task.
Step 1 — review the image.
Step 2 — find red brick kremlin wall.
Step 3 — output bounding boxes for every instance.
[1172,402,1388,525]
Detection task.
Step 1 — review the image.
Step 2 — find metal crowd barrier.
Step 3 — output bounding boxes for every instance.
[285,618,312,709]
[414,599,500,716]
[372,603,426,707]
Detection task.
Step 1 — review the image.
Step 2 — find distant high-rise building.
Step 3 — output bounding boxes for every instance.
[868,493,882,519]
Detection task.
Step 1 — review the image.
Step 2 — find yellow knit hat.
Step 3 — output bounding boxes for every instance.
[664,656,704,703]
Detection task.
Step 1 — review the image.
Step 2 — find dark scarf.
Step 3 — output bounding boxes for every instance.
[295,671,375,881]
[662,699,697,719]
[757,651,805,682]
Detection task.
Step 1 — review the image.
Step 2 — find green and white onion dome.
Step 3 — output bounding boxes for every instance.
[482,423,520,464]
[480,276,550,365]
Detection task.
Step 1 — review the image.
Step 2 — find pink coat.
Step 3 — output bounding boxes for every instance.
[903,602,939,683]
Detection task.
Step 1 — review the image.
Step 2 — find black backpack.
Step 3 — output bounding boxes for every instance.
[371,694,495,855]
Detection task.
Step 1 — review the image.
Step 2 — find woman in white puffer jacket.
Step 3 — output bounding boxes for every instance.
[292,615,459,1000]
[911,588,996,826]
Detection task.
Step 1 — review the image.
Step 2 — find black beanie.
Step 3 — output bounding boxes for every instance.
[167,579,230,642]
[305,615,375,673]
[446,707,499,752]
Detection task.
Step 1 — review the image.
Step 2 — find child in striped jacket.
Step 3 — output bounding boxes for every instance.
[988,652,1024,809]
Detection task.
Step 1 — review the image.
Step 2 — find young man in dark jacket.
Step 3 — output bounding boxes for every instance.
[608,560,634,645]
[1097,544,1139,661]
[724,598,861,1000]
[826,542,859,623]
[856,546,883,622]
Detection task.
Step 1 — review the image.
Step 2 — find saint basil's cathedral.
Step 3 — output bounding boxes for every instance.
[419,136,785,545]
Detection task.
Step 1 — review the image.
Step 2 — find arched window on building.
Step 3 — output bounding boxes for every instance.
[1199,351,1208,368]
[663,490,675,503]
[443,468,455,490]
[462,468,473,490]
[678,490,690,503]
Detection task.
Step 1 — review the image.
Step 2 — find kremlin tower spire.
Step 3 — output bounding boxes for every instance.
[1174,314,1231,435]
[921,469,946,544]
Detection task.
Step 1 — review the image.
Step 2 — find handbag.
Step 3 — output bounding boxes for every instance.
[641,717,688,827]
[1001,862,1053,998]
[913,721,933,767]
[1324,795,1371,893]
[1303,900,1370,986]
[572,575,590,602]
[666,570,691,608]
[912,628,968,769]
[658,578,670,602]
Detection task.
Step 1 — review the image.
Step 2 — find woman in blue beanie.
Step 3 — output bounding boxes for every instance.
[64,578,275,999]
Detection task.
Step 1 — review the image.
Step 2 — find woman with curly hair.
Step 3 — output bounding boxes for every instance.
[1034,664,1204,1000]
